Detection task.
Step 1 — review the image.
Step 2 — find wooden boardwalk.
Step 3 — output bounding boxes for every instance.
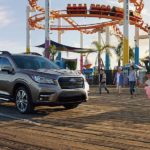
[0,87,150,150]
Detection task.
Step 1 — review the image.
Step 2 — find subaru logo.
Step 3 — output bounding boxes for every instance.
[69,78,76,83]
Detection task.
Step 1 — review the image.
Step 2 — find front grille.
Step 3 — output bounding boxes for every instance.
[58,77,84,89]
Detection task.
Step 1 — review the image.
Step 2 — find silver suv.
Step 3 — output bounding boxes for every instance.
[0,51,88,113]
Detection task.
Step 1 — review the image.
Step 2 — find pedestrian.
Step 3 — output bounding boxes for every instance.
[128,65,137,98]
[99,68,109,94]
[144,73,150,99]
[113,67,124,95]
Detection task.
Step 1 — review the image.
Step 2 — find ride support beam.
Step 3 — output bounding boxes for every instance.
[123,0,129,65]
[44,0,50,58]
[134,27,139,65]
[105,26,110,70]
[26,6,31,54]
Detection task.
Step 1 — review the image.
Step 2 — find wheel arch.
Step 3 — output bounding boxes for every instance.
[12,82,32,100]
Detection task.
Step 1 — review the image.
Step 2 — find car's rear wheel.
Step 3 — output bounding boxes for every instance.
[63,104,79,109]
[15,87,34,114]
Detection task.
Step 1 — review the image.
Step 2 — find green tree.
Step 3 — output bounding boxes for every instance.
[115,41,134,66]
[65,60,77,70]
[129,47,134,62]
[115,41,122,66]
[48,45,57,61]
[92,41,113,73]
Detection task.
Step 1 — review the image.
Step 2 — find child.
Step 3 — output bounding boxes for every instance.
[128,65,137,98]
[113,67,124,95]
[144,73,150,99]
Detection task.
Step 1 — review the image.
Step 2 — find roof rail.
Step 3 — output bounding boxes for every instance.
[0,51,12,56]
[23,52,42,56]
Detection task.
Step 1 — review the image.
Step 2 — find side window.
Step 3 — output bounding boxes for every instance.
[1,57,12,67]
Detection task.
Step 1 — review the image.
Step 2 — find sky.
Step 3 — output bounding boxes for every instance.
[0,0,150,68]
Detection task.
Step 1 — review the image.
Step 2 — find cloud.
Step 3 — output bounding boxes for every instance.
[0,6,14,28]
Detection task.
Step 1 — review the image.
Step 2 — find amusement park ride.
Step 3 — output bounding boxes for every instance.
[27,0,149,71]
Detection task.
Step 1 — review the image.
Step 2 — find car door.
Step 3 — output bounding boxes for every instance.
[0,57,14,98]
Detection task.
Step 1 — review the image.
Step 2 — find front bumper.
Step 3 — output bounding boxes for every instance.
[31,83,88,106]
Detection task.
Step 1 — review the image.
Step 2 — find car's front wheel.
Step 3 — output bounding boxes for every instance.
[15,87,34,114]
[63,104,79,110]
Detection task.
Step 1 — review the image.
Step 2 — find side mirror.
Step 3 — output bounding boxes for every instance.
[1,65,14,74]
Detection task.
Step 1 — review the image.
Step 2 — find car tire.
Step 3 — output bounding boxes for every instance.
[15,86,34,114]
[63,104,79,110]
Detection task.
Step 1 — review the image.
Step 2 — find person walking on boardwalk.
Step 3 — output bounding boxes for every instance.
[113,67,124,95]
[99,68,109,94]
[144,72,150,99]
[128,65,137,98]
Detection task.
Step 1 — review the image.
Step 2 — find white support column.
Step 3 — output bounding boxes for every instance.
[80,32,83,48]
[98,31,101,45]
[80,32,83,72]
[26,6,31,54]
[135,27,139,47]
[58,18,62,43]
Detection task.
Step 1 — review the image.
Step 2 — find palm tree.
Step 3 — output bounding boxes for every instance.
[92,41,113,73]
[48,45,57,61]
[115,41,122,66]
[115,41,134,65]
[129,47,134,62]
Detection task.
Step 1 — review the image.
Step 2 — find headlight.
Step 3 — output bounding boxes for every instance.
[31,75,55,84]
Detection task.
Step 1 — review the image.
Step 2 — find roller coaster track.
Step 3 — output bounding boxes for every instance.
[29,12,121,34]
[28,0,123,36]
[28,0,148,37]
[28,0,45,12]
[134,0,144,13]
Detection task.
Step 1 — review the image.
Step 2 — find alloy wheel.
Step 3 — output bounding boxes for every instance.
[16,89,28,113]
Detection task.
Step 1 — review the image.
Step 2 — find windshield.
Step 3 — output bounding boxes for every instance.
[13,55,59,70]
